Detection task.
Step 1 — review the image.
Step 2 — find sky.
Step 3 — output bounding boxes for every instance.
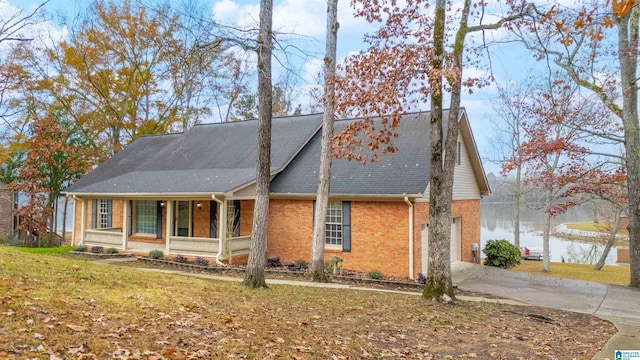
[3,0,551,175]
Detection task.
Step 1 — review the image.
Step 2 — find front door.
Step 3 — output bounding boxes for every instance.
[175,201,192,237]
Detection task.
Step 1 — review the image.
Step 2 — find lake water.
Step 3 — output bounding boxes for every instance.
[481,203,619,264]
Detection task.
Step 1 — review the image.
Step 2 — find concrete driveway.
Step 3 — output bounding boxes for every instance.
[452,262,640,359]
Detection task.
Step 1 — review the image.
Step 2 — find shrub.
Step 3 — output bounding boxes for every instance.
[173,254,189,263]
[148,250,164,259]
[417,272,427,285]
[484,239,521,269]
[267,256,282,268]
[367,269,384,280]
[90,246,104,254]
[105,247,119,254]
[194,257,210,267]
[295,259,309,270]
[73,244,87,252]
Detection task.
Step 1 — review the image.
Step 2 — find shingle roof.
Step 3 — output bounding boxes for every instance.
[271,112,432,196]
[66,114,323,194]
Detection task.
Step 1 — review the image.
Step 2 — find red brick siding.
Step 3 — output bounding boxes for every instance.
[266,199,412,277]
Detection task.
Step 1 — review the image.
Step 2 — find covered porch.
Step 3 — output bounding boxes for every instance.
[73,196,253,264]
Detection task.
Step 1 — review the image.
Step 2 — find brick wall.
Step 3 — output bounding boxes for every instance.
[266,198,481,278]
[413,199,482,277]
[0,188,12,239]
[266,199,412,277]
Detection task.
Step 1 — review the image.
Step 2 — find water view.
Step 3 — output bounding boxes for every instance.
[481,203,619,264]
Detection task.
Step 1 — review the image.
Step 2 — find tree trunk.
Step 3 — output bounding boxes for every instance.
[243,0,272,289]
[594,208,622,271]
[423,0,456,300]
[514,162,522,248]
[618,5,640,287]
[308,0,339,283]
[541,188,553,272]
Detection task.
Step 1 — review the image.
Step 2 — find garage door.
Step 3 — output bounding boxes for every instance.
[421,217,462,275]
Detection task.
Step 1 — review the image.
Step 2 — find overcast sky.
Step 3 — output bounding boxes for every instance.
[5,0,554,175]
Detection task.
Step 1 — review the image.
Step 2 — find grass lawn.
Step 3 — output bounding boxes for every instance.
[0,247,614,359]
[14,246,74,254]
[565,221,629,236]
[514,260,630,285]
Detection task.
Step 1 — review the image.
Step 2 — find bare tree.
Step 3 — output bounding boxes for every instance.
[243,0,272,289]
[308,0,339,282]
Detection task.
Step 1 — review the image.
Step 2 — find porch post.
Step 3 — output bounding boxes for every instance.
[165,200,172,254]
[220,200,227,263]
[80,198,87,245]
[122,200,128,250]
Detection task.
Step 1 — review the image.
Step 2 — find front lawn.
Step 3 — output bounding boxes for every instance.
[14,246,75,254]
[0,247,614,359]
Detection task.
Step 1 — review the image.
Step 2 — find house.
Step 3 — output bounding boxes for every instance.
[0,180,14,240]
[66,110,489,278]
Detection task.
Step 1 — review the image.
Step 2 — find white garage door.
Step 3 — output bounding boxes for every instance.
[421,217,462,275]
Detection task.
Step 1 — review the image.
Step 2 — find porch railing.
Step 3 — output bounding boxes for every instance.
[168,236,220,256]
[84,229,123,247]
[227,235,251,256]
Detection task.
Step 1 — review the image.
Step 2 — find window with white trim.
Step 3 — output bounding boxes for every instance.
[325,202,343,246]
[135,200,157,235]
[98,199,109,229]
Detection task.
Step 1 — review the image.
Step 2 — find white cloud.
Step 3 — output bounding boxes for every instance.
[213,0,372,38]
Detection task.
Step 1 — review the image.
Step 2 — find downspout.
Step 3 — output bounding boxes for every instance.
[211,194,225,266]
[71,195,80,247]
[404,196,414,279]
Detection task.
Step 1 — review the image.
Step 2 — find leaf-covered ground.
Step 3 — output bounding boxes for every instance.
[0,247,615,359]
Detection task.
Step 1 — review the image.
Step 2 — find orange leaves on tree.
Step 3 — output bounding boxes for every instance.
[609,0,636,17]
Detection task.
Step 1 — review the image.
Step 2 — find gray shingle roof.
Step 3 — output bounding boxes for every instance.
[271,112,432,196]
[66,114,323,194]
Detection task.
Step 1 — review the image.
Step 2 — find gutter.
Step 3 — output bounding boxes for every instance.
[404,196,414,279]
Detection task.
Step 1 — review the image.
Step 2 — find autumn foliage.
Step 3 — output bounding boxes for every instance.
[10,113,90,236]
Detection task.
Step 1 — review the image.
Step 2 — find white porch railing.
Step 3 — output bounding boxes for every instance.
[168,236,220,256]
[226,235,251,256]
[84,229,123,247]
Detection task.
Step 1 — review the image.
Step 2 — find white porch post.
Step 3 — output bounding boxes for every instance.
[122,200,128,250]
[80,198,87,245]
[165,200,172,254]
[220,200,227,262]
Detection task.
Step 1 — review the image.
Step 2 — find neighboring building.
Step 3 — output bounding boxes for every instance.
[65,110,489,278]
[0,181,14,240]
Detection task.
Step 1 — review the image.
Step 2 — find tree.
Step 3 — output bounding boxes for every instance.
[336,0,532,300]
[490,83,532,248]
[243,0,273,289]
[518,0,640,285]
[308,0,339,282]
[10,112,90,240]
[505,76,620,272]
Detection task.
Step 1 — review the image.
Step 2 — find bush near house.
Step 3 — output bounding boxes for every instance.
[484,239,521,269]
[367,269,385,280]
[148,250,164,259]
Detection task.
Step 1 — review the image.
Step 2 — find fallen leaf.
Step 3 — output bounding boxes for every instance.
[66,324,88,332]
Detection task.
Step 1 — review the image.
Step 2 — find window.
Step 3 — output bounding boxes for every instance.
[91,199,112,229]
[98,199,109,229]
[135,200,157,235]
[325,202,343,246]
[227,200,240,237]
[457,141,462,165]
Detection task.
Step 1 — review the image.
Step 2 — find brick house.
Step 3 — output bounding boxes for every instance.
[0,180,14,240]
[66,111,489,278]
